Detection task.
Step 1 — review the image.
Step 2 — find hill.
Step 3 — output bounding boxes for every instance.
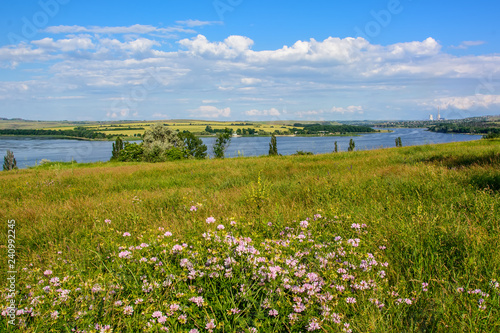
[1,139,499,332]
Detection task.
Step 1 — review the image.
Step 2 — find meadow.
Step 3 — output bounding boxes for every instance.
[0,139,499,332]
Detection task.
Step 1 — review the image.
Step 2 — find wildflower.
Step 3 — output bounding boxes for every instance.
[230,221,236,226]
[158,315,167,324]
[351,223,360,230]
[104,219,111,224]
[205,319,216,332]
[189,296,204,307]
[135,298,143,304]
[164,231,172,237]
[114,300,123,306]
[457,287,464,293]
[307,319,321,331]
[206,216,216,224]
[343,322,352,333]
[50,277,60,286]
[267,222,273,226]
[190,206,197,211]
[152,311,162,318]
[300,220,309,228]
[379,245,386,250]
[43,286,51,293]
[123,232,131,237]
[51,310,59,319]
[230,308,241,314]
[44,270,53,276]
[178,314,187,323]
[422,282,429,292]
[172,244,183,252]
[269,309,278,316]
[346,297,356,304]
[118,251,132,259]
[189,330,199,333]
[123,306,133,315]
[217,224,225,230]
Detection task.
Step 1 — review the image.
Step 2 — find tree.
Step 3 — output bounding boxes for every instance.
[3,150,17,171]
[111,136,124,160]
[213,128,232,158]
[348,139,355,152]
[334,141,338,153]
[396,137,403,147]
[178,131,207,159]
[142,124,184,162]
[268,134,278,156]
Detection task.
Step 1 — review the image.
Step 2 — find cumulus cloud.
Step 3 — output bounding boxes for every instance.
[32,37,95,52]
[190,105,231,118]
[244,108,280,116]
[2,30,500,120]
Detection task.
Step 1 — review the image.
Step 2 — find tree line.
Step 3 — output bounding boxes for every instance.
[0,127,109,139]
[290,124,377,135]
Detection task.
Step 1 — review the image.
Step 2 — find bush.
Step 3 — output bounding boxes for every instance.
[3,150,17,171]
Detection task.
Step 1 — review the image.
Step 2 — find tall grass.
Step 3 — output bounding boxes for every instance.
[0,139,499,332]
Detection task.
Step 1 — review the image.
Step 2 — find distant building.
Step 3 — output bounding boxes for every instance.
[429,114,434,121]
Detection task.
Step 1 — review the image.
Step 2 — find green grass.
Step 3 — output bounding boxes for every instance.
[0,140,499,332]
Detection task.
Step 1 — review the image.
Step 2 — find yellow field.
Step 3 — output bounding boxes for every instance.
[34,120,298,137]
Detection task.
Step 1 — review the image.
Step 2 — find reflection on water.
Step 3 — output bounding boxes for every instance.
[0,128,483,169]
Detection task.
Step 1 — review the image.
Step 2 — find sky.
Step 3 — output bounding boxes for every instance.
[0,0,499,121]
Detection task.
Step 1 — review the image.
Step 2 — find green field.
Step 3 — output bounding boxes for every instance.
[1,139,499,332]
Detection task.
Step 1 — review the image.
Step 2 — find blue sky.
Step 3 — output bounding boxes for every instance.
[0,0,499,121]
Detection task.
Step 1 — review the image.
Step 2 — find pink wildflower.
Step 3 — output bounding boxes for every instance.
[206,216,216,224]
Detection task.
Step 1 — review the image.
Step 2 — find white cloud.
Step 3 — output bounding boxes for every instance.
[450,40,486,50]
[244,108,280,116]
[425,95,500,110]
[175,20,222,27]
[2,30,500,120]
[241,78,262,85]
[44,24,195,35]
[190,105,231,118]
[330,105,363,114]
[32,37,95,52]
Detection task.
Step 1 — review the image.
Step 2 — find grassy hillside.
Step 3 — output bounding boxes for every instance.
[1,140,499,332]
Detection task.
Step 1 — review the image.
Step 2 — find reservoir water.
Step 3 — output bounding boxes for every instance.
[0,128,483,169]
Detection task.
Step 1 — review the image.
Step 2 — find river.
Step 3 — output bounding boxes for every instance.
[0,128,483,169]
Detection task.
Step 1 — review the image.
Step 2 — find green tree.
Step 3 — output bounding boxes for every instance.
[348,139,355,152]
[111,136,124,160]
[178,131,207,159]
[117,142,144,162]
[213,128,232,158]
[3,150,17,171]
[334,141,338,153]
[268,134,278,156]
[142,124,184,162]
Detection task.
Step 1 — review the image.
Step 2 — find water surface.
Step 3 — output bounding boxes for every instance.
[0,128,482,169]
